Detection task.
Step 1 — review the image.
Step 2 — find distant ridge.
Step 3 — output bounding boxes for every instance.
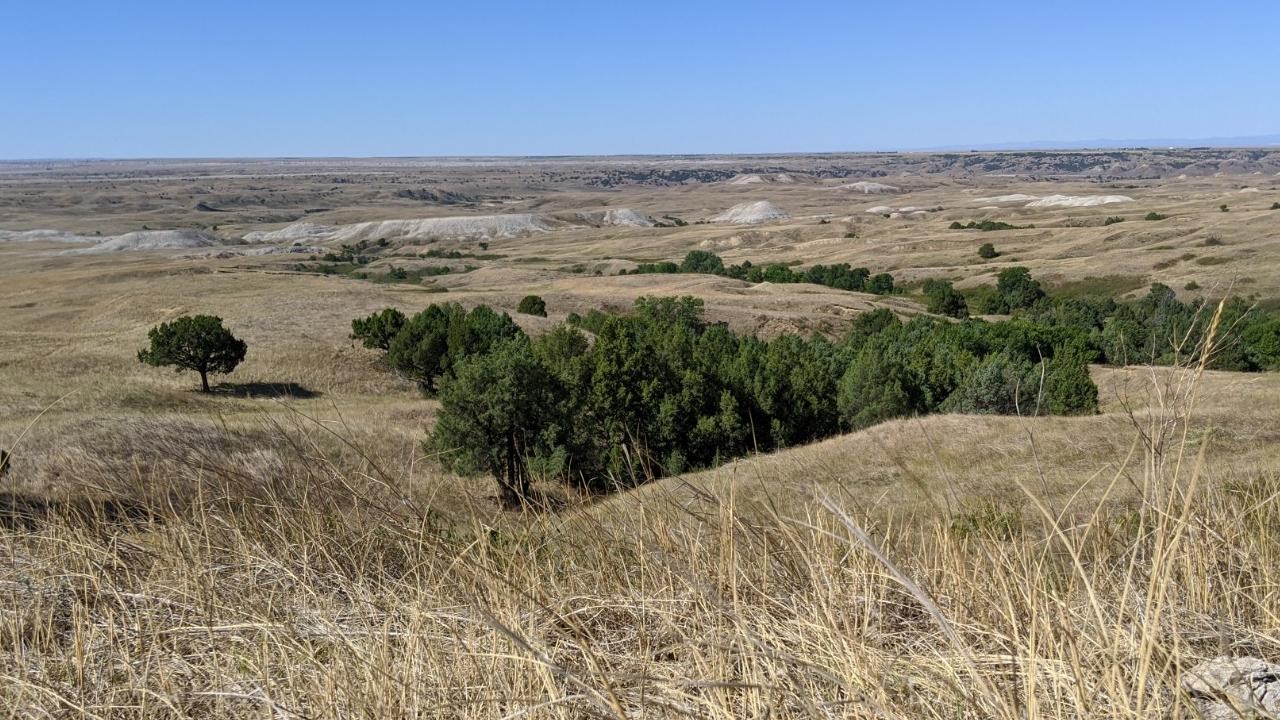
[922,134,1280,152]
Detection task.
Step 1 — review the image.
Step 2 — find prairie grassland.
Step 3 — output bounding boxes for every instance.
[2,344,1278,717]
[2,157,1279,717]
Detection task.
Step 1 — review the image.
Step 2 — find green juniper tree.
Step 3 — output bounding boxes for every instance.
[923,279,969,319]
[428,339,563,507]
[351,307,406,350]
[138,315,247,392]
[517,295,547,317]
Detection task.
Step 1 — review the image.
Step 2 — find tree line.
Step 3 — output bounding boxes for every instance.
[961,268,1280,370]
[353,294,1105,506]
[619,250,897,295]
[132,270,1280,509]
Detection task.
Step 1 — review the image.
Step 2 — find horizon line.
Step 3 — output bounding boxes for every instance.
[5,141,1280,164]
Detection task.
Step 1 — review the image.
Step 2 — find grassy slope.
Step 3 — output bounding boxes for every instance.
[2,361,1277,717]
[2,168,1280,715]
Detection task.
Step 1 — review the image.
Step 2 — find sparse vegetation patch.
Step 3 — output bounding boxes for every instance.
[621,251,897,295]
[950,219,1034,231]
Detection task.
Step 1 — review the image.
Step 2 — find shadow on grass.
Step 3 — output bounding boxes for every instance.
[211,382,323,399]
[0,493,160,531]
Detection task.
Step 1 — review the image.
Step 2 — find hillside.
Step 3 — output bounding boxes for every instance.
[2,155,1279,718]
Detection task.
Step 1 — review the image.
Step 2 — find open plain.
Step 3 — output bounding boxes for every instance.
[3,150,1280,717]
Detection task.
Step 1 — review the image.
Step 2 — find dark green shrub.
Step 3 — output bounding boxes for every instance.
[995,267,1045,311]
[978,243,999,259]
[351,307,406,350]
[923,279,969,319]
[1039,353,1099,415]
[1144,212,1168,221]
[1103,216,1125,226]
[866,273,895,295]
[517,295,547,317]
[679,250,725,275]
[1243,318,1280,370]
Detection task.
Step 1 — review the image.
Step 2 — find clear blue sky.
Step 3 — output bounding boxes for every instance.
[2,1,1277,158]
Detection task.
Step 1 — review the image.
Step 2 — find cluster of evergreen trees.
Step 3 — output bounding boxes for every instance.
[956,268,1280,371]
[349,304,522,393]
[351,265,1280,506]
[1020,283,1280,371]
[353,295,1103,506]
[620,250,896,295]
[949,220,1032,231]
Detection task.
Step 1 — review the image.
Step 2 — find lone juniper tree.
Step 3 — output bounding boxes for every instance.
[138,315,247,392]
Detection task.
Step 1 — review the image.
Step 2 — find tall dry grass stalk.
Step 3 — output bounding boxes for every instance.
[2,301,1277,718]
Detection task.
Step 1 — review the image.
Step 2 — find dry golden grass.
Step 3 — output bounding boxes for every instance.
[3,159,1279,716]
[3,316,1279,716]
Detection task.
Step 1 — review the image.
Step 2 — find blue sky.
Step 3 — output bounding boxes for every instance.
[2,1,1277,158]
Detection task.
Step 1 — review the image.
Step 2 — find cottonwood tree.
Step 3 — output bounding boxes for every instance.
[138,315,247,392]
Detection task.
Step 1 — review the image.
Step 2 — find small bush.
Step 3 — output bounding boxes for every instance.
[679,250,725,275]
[1103,216,1125,226]
[1184,281,1200,291]
[865,273,895,295]
[1272,202,1280,210]
[517,295,547,317]
[1144,212,1168,221]
[1195,256,1229,266]
[1220,204,1229,213]
[950,500,1023,541]
[1202,236,1225,247]
[978,243,999,259]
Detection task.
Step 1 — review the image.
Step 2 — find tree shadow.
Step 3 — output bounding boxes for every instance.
[0,493,160,531]
[211,382,323,399]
